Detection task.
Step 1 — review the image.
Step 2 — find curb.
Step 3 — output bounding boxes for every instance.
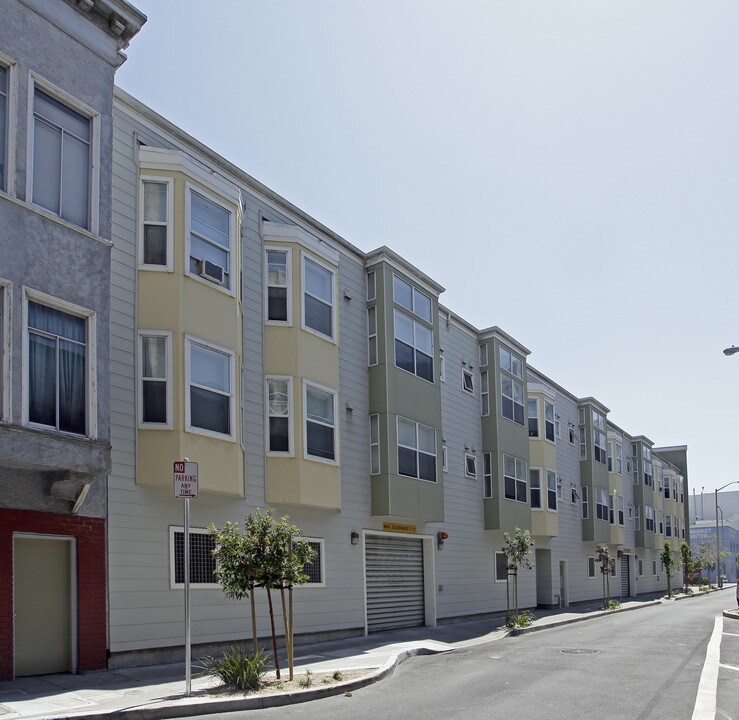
[723,610,739,621]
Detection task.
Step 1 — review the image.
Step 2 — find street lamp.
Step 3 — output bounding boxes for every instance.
[723,345,739,356]
[715,482,739,587]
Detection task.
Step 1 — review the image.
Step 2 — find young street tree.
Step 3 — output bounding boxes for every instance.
[696,541,716,583]
[596,545,616,608]
[679,541,694,593]
[660,542,677,598]
[502,528,533,621]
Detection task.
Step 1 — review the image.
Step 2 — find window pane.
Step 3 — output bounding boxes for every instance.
[370,414,379,444]
[367,306,377,334]
[142,336,166,378]
[269,417,289,452]
[29,333,56,426]
[415,351,433,382]
[305,259,332,302]
[191,192,230,249]
[61,133,89,226]
[398,446,417,477]
[35,90,89,140]
[190,234,228,268]
[397,417,416,448]
[415,324,433,355]
[268,380,289,415]
[306,386,333,425]
[144,226,167,265]
[393,275,412,310]
[504,455,515,477]
[414,289,432,321]
[0,68,6,185]
[267,287,288,322]
[143,380,167,423]
[500,347,511,372]
[191,344,229,393]
[305,295,332,336]
[419,452,436,481]
[511,355,523,378]
[394,310,414,344]
[395,340,414,373]
[58,340,85,434]
[307,421,334,459]
[267,251,287,286]
[29,302,85,341]
[496,553,508,581]
[190,386,229,434]
[33,118,61,214]
[368,336,378,365]
[417,424,435,454]
[144,182,167,222]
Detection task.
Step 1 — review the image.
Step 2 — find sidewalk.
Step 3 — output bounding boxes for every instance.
[0,589,726,720]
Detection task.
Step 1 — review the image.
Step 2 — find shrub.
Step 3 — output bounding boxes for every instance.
[506,610,535,628]
[200,646,268,691]
[603,599,621,610]
[298,669,314,688]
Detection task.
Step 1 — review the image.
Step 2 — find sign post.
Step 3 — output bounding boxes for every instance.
[173,460,198,697]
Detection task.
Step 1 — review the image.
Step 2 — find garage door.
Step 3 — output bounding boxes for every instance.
[365,535,425,632]
[620,555,630,598]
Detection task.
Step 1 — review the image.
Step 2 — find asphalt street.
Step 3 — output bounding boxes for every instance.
[182,592,737,720]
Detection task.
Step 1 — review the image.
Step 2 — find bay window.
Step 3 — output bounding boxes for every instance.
[303,257,335,339]
[186,338,234,437]
[397,416,436,482]
[304,382,337,461]
[394,309,433,382]
[504,453,527,502]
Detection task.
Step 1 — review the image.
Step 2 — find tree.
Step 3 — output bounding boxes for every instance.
[210,509,316,680]
[679,541,694,593]
[502,528,534,621]
[660,542,677,598]
[596,545,615,608]
[696,541,716,583]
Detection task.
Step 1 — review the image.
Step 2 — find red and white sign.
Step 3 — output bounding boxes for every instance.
[173,461,199,498]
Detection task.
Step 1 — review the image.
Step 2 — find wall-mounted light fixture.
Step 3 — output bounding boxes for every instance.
[350,531,359,545]
[437,531,449,550]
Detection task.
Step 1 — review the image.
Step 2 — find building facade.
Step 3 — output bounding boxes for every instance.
[1,0,692,678]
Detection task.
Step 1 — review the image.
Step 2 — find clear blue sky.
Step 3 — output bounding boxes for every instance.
[117,1,739,496]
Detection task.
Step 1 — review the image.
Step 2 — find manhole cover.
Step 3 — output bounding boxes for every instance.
[560,648,600,655]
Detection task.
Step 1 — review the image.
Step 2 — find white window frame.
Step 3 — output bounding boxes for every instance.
[0,279,10,423]
[169,526,219,589]
[266,375,293,456]
[665,514,672,538]
[638,559,644,577]
[393,308,434,383]
[544,400,555,443]
[464,452,477,479]
[185,182,236,296]
[588,556,596,579]
[615,442,623,475]
[301,253,337,342]
[0,56,16,195]
[581,485,589,519]
[22,288,97,438]
[528,397,540,438]
[303,379,339,464]
[500,346,524,426]
[652,560,657,576]
[503,453,527,503]
[480,370,489,416]
[439,354,446,383]
[138,175,174,271]
[442,444,448,472]
[635,505,641,531]
[596,487,609,521]
[366,271,376,301]
[571,486,578,505]
[547,469,557,511]
[608,493,615,525]
[184,335,236,441]
[367,306,378,366]
[370,413,380,475]
[300,537,326,588]
[494,551,509,583]
[137,330,173,429]
[483,452,493,498]
[530,467,542,509]
[264,246,292,325]
[618,495,625,526]
[396,415,437,483]
[462,369,474,394]
[479,343,488,367]
[27,74,100,234]
[392,273,432,322]
[645,505,655,533]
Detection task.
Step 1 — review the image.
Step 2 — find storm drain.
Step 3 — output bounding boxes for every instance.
[560,648,600,654]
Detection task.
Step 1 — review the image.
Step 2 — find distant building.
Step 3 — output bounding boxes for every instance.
[690,521,739,584]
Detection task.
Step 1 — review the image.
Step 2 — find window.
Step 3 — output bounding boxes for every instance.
[659,511,664,535]
[140,178,172,268]
[569,425,576,445]
[480,370,489,416]
[645,505,655,532]
[0,283,6,421]
[397,416,436,482]
[503,454,527,502]
[483,452,493,498]
[32,87,91,229]
[266,249,290,323]
[370,414,380,474]
[588,557,596,579]
[394,309,433,382]
[663,478,671,500]
[607,441,614,472]
[528,398,539,438]
[544,401,555,442]
[465,453,477,478]
[366,271,376,301]
[304,382,337,461]
[439,355,446,382]
[643,446,653,487]
[0,66,7,189]
[303,257,335,339]
[652,560,657,576]
[302,539,325,586]
[547,470,557,511]
[593,410,607,465]
[27,299,90,435]
[479,343,488,367]
[608,494,614,524]
[367,307,378,366]
[634,505,641,531]
[139,332,171,426]
[393,274,432,321]
[171,527,217,588]
[618,495,625,526]
[500,346,524,425]
[638,559,643,577]
[615,442,623,474]
[462,369,474,394]
[442,444,448,472]
[581,486,589,519]
[186,338,234,437]
[189,189,232,289]
[495,551,509,582]
[665,514,672,538]
[530,468,541,509]
[672,478,678,501]
[571,487,578,505]
[596,487,608,521]
[267,376,291,453]
[579,423,587,460]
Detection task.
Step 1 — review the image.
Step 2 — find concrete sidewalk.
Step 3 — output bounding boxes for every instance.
[0,589,726,720]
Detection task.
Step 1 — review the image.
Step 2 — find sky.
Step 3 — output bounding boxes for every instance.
[116,1,739,496]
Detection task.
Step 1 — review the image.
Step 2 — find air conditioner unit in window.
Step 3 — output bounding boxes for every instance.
[198,259,224,284]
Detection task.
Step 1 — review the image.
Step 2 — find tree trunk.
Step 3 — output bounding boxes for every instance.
[249,585,258,655]
[267,588,280,679]
[280,586,293,680]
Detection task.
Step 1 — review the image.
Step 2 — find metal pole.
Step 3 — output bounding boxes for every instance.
[184,496,191,696]
[718,506,724,578]
[715,490,720,587]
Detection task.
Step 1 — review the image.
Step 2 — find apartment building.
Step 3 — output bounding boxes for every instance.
[1,1,691,678]
[0,0,145,679]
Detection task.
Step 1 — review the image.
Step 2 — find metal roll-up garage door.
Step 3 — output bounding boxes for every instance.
[620,555,630,597]
[365,535,425,632]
